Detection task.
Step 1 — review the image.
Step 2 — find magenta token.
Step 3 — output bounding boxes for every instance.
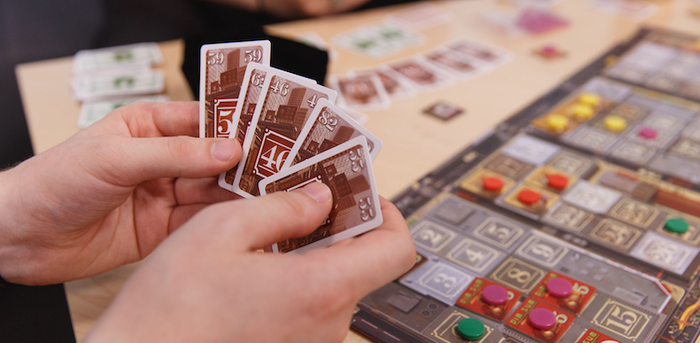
[528,308,557,330]
[546,277,573,298]
[481,285,509,306]
[638,127,657,140]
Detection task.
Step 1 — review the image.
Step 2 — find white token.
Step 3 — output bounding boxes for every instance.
[562,181,621,214]
[631,232,700,275]
[501,135,560,166]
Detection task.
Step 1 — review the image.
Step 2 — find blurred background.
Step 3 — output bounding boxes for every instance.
[0,0,415,169]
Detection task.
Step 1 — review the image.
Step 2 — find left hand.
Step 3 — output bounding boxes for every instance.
[0,102,241,285]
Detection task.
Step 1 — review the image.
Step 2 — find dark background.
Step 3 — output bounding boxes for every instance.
[0,0,414,341]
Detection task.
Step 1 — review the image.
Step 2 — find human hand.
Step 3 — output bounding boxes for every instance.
[261,0,371,18]
[203,0,371,18]
[83,183,415,343]
[0,102,240,285]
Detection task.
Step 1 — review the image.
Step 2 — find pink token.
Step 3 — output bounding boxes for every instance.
[542,45,557,54]
[546,277,573,298]
[638,127,657,140]
[528,308,557,330]
[481,285,509,306]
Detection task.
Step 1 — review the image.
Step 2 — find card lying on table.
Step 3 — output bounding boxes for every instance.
[260,136,382,254]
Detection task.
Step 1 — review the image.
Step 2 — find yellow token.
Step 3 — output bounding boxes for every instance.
[578,93,601,107]
[696,39,700,52]
[546,114,569,132]
[604,115,627,133]
[570,104,594,120]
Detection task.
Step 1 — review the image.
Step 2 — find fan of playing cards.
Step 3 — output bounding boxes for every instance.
[199,40,384,254]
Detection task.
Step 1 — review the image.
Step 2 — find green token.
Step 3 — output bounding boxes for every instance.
[456,318,485,341]
[665,217,689,234]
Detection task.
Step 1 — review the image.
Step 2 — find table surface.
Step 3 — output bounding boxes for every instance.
[14,0,700,341]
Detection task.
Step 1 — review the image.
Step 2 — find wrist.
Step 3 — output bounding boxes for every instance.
[0,163,32,283]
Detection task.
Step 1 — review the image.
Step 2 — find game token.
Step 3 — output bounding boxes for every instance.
[665,217,689,234]
[482,176,504,192]
[570,104,594,120]
[534,45,566,59]
[603,115,627,132]
[528,308,556,330]
[518,189,541,205]
[456,318,485,341]
[481,285,509,306]
[545,277,573,298]
[546,114,569,132]
[638,126,658,139]
[424,101,464,121]
[546,174,568,190]
[578,93,601,107]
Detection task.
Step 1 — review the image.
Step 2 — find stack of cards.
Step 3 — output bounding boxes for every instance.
[329,38,512,111]
[332,21,425,59]
[71,43,170,128]
[200,40,385,254]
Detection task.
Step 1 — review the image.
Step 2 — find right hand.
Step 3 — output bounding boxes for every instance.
[83,182,416,343]
[260,0,371,18]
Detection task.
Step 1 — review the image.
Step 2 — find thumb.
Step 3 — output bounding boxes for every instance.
[102,136,240,186]
[212,182,334,252]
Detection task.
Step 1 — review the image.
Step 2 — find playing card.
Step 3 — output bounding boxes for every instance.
[339,106,370,125]
[591,0,657,21]
[446,38,513,66]
[423,47,488,79]
[77,95,170,128]
[423,101,464,121]
[388,57,454,91]
[219,63,317,190]
[332,21,424,58]
[259,136,382,254]
[329,73,390,110]
[73,42,163,74]
[283,98,382,169]
[199,40,271,138]
[72,70,164,101]
[226,68,337,197]
[350,67,416,99]
[386,2,453,30]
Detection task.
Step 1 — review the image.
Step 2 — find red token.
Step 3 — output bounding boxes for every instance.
[547,174,568,190]
[482,177,504,192]
[518,189,541,205]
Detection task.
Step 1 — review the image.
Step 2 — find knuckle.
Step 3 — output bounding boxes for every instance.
[166,136,191,158]
[278,193,317,224]
[299,1,329,16]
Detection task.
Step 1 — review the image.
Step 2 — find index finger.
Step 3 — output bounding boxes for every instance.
[302,197,416,299]
[103,101,200,138]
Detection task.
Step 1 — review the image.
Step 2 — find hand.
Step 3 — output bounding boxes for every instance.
[0,102,241,285]
[261,0,372,18]
[203,0,371,18]
[83,183,416,343]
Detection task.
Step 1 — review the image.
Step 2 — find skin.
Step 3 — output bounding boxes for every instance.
[202,0,372,19]
[0,101,416,342]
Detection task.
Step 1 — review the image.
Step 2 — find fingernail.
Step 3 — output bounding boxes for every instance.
[299,182,332,203]
[212,140,236,162]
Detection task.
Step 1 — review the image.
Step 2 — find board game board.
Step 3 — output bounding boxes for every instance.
[351,28,700,343]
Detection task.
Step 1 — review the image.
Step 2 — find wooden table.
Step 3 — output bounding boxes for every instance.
[14,0,700,341]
